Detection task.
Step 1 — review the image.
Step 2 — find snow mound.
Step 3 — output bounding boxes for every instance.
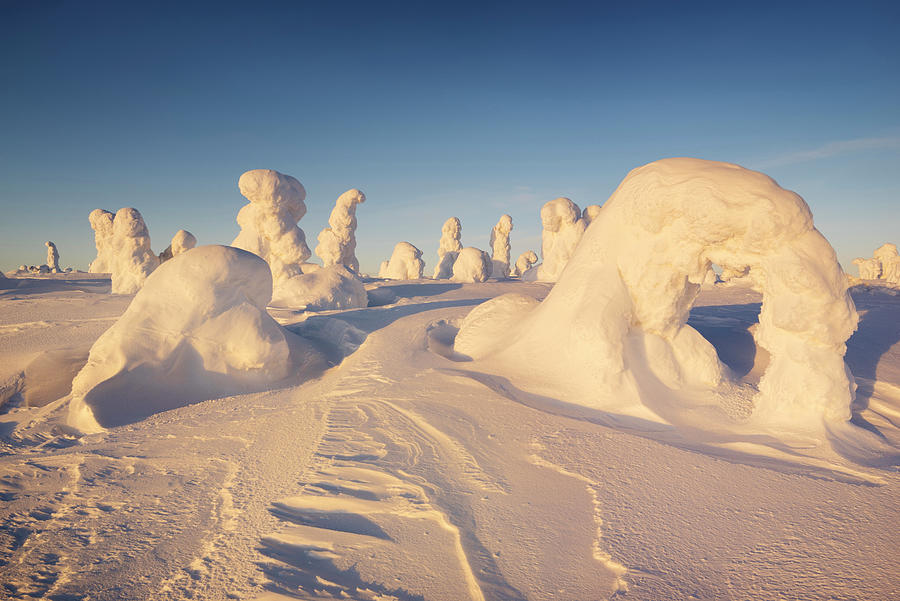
[524,197,586,282]
[379,242,424,280]
[454,293,541,358]
[315,188,366,272]
[512,250,538,277]
[451,247,492,283]
[433,217,462,279]
[581,204,603,225]
[159,229,197,263]
[272,265,367,311]
[489,214,513,278]
[457,158,858,429]
[110,207,159,294]
[67,245,322,431]
[88,209,115,273]
[231,168,310,290]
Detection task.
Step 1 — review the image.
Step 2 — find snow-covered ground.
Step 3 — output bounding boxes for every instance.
[1,274,898,600]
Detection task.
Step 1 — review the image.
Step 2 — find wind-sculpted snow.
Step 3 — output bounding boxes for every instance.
[315,188,366,272]
[457,158,859,429]
[512,250,538,277]
[67,245,322,432]
[159,229,197,263]
[273,264,368,310]
[88,209,115,273]
[433,217,462,279]
[873,243,900,284]
[110,207,159,294]
[379,242,425,280]
[231,169,310,288]
[489,214,513,278]
[524,197,586,282]
[452,247,492,283]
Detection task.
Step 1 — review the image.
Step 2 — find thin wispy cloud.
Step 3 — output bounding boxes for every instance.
[754,136,900,169]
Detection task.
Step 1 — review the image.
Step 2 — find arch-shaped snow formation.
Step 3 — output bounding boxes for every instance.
[456,158,858,428]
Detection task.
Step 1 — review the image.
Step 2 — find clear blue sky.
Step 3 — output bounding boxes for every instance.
[1,0,898,275]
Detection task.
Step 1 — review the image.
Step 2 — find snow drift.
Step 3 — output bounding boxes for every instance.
[451,247,492,283]
[272,264,367,310]
[315,188,366,272]
[67,245,322,432]
[433,217,462,279]
[380,242,425,280]
[110,207,159,294]
[456,158,858,429]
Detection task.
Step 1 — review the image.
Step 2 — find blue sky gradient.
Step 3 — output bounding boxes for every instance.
[1,1,898,274]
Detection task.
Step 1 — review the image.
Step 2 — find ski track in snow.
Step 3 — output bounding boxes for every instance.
[0,279,898,600]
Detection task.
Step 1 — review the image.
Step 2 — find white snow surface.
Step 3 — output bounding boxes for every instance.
[315,188,366,272]
[451,247,493,283]
[512,250,538,277]
[109,207,159,294]
[489,214,513,279]
[88,209,115,273]
[66,245,322,432]
[231,169,311,290]
[581,204,603,225]
[379,241,425,280]
[524,197,586,282]
[433,217,462,279]
[271,264,367,311]
[159,229,197,263]
[0,269,898,600]
[458,158,859,433]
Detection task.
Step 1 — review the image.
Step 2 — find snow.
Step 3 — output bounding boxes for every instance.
[0,271,898,600]
[451,247,492,283]
[581,204,603,225]
[159,229,197,263]
[457,158,859,433]
[109,207,159,294]
[379,241,425,280]
[315,188,366,272]
[271,264,367,311]
[873,243,900,284]
[511,250,538,277]
[523,197,586,282]
[489,214,513,279]
[66,245,323,433]
[231,169,311,291]
[433,217,462,279]
[88,209,115,273]
[45,241,60,273]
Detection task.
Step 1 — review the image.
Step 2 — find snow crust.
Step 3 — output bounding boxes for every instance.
[159,229,197,263]
[88,209,115,273]
[315,188,366,272]
[524,197,586,282]
[110,207,159,294]
[433,217,462,279]
[68,245,319,431]
[489,214,513,278]
[231,169,310,289]
[457,158,858,428]
[451,247,492,283]
[379,242,425,280]
[512,250,538,277]
[272,265,367,310]
[45,241,60,273]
